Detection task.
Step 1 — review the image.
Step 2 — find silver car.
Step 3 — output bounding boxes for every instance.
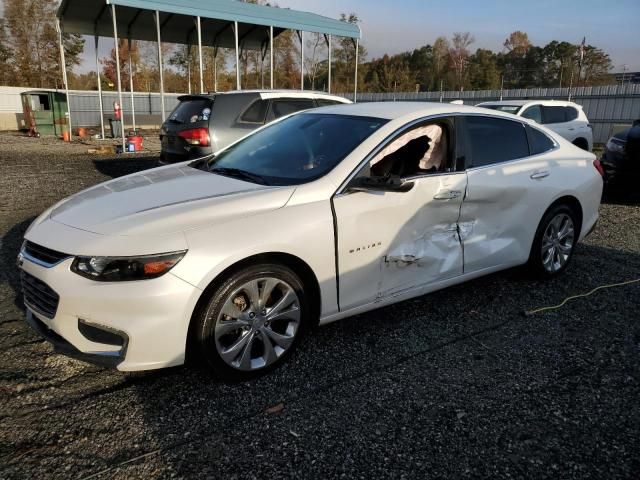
[159,90,351,163]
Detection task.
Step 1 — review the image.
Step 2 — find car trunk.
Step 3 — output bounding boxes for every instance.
[161,96,214,160]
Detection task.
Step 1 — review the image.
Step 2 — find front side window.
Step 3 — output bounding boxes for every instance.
[465,116,529,168]
[204,113,387,186]
[521,105,543,123]
[369,122,451,178]
[542,106,567,124]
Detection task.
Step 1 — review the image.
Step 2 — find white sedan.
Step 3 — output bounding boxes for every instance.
[19,102,603,379]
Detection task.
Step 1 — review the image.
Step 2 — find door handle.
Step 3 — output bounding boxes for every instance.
[530,171,550,180]
[433,190,462,200]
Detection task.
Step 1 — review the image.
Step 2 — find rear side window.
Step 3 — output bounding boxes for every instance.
[269,99,315,120]
[168,98,212,124]
[565,107,579,121]
[527,126,555,155]
[465,116,529,167]
[240,99,269,123]
[542,106,567,124]
[521,105,542,123]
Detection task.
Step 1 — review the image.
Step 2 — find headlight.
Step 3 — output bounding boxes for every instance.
[605,138,626,154]
[71,251,187,281]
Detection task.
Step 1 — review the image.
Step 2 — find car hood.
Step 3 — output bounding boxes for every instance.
[49,164,295,236]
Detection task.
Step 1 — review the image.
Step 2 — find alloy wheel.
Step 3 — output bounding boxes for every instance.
[541,213,575,273]
[213,277,301,371]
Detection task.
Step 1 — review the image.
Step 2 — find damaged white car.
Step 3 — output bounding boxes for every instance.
[19,102,603,379]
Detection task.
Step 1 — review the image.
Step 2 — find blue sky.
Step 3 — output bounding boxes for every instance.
[278,0,640,71]
[72,0,639,74]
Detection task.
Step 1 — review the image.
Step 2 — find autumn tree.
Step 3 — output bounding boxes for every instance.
[467,49,501,90]
[504,31,532,56]
[0,18,13,85]
[305,33,328,90]
[3,0,84,88]
[331,13,367,93]
[102,40,141,91]
[448,32,474,90]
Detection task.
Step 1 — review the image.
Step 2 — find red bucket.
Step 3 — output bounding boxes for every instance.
[126,135,143,152]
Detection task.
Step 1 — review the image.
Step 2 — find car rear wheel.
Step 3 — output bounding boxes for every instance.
[527,205,578,278]
[194,264,308,380]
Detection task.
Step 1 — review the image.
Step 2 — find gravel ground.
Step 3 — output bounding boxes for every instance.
[1,132,639,479]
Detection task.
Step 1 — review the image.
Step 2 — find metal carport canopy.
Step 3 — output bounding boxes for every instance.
[56,0,361,148]
[58,0,361,49]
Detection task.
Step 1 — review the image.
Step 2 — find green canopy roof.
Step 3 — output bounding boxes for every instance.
[58,0,360,50]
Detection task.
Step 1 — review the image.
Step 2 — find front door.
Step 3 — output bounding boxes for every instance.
[332,117,466,311]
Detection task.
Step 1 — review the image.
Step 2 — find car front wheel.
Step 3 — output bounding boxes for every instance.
[528,205,578,278]
[194,264,307,380]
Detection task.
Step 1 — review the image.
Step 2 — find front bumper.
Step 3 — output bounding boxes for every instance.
[20,256,202,371]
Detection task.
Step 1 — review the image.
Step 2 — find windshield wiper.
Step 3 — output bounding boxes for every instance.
[210,167,269,185]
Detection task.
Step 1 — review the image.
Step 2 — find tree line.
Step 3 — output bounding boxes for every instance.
[0,0,614,94]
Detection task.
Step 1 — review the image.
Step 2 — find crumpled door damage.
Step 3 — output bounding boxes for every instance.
[385,223,460,266]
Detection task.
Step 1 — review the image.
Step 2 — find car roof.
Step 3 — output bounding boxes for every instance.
[477,99,582,108]
[179,89,350,104]
[309,101,530,121]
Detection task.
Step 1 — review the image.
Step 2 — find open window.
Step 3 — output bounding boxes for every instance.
[368,120,454,178]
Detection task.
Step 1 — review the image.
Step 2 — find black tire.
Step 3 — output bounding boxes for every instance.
[527,204,579,278]
[193,263,308,380]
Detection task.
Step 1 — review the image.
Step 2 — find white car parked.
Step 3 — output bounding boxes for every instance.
[477,100,593,151]
[19,102,603,379]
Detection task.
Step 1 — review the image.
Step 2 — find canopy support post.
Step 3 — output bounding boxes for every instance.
[324,34,331,93]
[110,5,125,150]
[234,21,240,90]
[270,26,274,90]
[127,37,136,132]
[353,38,359,103]
[94,34,105,140]
[213,46,218,92]
[56,19,72,141]
[187,44,192,94]
[154,10,165,122]
[298,30,304,90]
[196,16,204,93]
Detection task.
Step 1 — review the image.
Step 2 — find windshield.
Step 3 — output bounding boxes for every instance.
[203,113,388,186]
[480,104,521,114]
[167,98,213,124]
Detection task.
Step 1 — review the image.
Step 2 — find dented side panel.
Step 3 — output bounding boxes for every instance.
[334,173,467,308]
[379,174,466,297]
[460,158,555,273]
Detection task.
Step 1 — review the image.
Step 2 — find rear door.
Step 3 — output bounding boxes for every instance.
[458,115,554,273]
[161,96,213,154]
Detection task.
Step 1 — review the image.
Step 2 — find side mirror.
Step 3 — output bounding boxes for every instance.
[346,176,415,193]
